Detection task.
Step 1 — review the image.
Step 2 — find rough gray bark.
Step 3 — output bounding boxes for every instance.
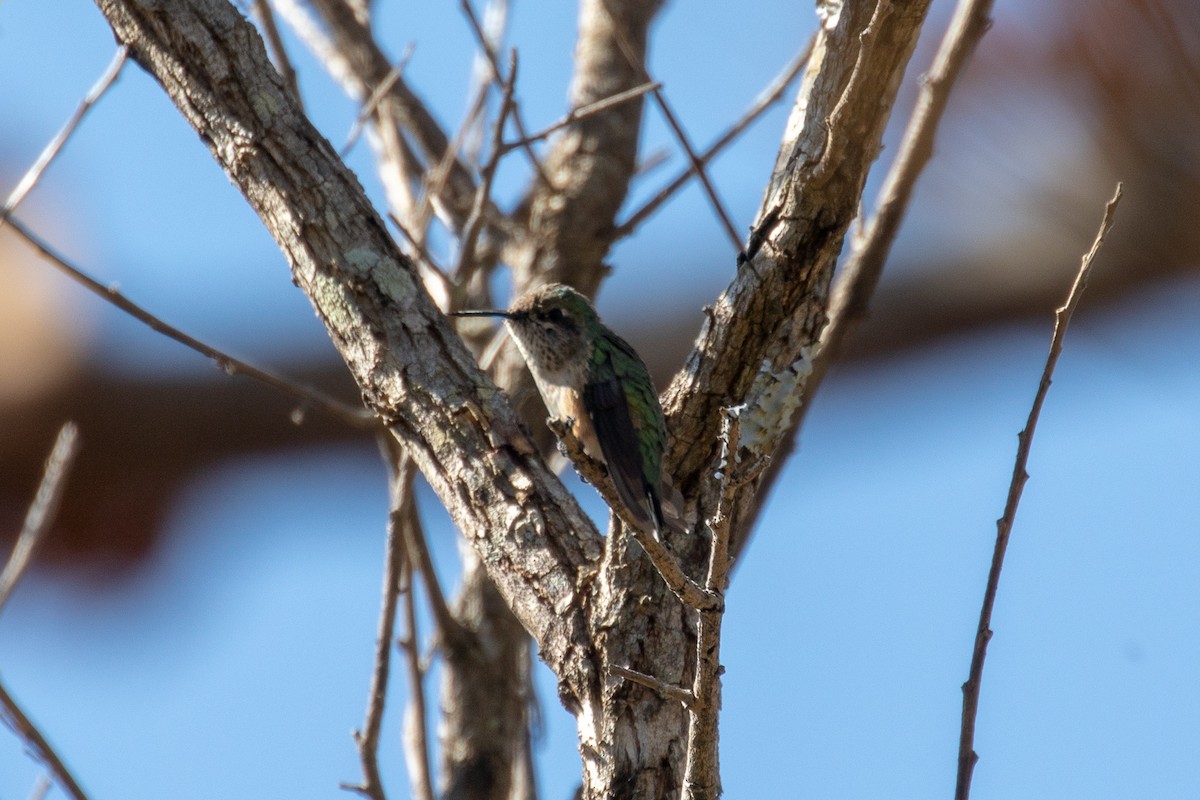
[94,0,604,712]
[92,0,933,796]
[664,0,933,547]
[277,0,667,794]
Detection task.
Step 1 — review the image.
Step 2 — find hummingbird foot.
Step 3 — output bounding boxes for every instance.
[547,416,609,482]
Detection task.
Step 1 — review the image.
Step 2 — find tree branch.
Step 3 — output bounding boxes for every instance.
[614,42,812,240]
[94,0,604,710]
[514,0,665,295]
[398,558,436,800]
[7,215,377,431]
[1,46,128,223]
[663,0,935,555]
[0,423,80,615]
[681,407,740,800]
[0,682,90,800]
[735,0,997,555]
[344,442,415,800]
[955,183,1123,800]
[0,424,88,800]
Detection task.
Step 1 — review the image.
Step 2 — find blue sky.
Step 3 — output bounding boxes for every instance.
[2,1,1197,799]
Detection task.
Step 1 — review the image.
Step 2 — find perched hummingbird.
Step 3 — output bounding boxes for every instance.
[454,283,684,538]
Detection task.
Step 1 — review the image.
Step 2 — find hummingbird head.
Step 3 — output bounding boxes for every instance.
[454,283,598,372]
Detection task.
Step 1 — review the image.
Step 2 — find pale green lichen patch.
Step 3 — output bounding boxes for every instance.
[344,246,382,276]
[248,86,282,124]
[310,271,362,332]
[345,248,417,310]
[738,346,814,453]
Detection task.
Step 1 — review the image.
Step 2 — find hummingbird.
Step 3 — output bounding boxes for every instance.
[453,283,684,538]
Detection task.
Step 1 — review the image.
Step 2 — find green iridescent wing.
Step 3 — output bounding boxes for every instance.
[583,331,666,534]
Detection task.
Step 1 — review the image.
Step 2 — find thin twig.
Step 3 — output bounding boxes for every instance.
[252,0,304,111]
[344,441,414,800]
[0,427,86,800]
[27,775,52,800]
[458,0,552,187]
[1,47,129,226]
[342,47,414,157]
[955,183,1123,800]
[386,211,454,308]
[459,0,508,169]
[402,485,460,638]
[500,80,661,153]
[645,89,742,253]
[397,523,436,800]
[681,406,741,800]
[455,50,518,280]
[615,41,812,239]
[7,215,377,430]
[273,0,492,236]
[608,665,694,707]
[410,77,491,249]
[0,682,90,800]
[0,423,80,616]
[547,419,719,611]
[602,12,742,253]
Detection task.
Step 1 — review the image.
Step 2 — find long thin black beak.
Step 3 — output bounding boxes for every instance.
[450,309,514,319]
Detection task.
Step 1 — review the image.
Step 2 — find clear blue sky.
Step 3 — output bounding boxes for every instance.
[2,2,1197,799]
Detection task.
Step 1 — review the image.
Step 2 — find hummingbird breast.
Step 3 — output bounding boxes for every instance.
[527,366,604,462]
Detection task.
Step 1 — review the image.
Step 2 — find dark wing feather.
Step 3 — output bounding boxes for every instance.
[583,360,665,536]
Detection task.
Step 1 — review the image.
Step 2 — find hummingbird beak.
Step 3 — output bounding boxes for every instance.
[450,309,516,320]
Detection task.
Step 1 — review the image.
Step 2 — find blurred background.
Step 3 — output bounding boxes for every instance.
[1,0,1198,798]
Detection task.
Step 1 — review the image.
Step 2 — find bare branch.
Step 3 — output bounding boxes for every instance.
[398,532,436,800]
[501,80,661,153]
[818,0,995,385]
[6,215,377,430]
[736,0,996,555]
[681,407,740,800]
[0,682,90,800]
[1,46,128,224]
[403,497,460,640]
[955,183,1123,800]
[615,42,812,239]
[455,50,519,281]
[663,0,935,556]
[511,0,665,298]
[0,424,88,800]
[345,443,415,800]
[0,423,80,615]
[341,47,414,157]
[274,0,509,239]
[458,0,551,187]
[600,10,742,253]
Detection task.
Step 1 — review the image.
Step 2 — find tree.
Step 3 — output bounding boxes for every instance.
[8,0,1120,798]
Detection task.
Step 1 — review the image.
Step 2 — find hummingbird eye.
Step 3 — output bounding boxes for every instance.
[545,307,565,323]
